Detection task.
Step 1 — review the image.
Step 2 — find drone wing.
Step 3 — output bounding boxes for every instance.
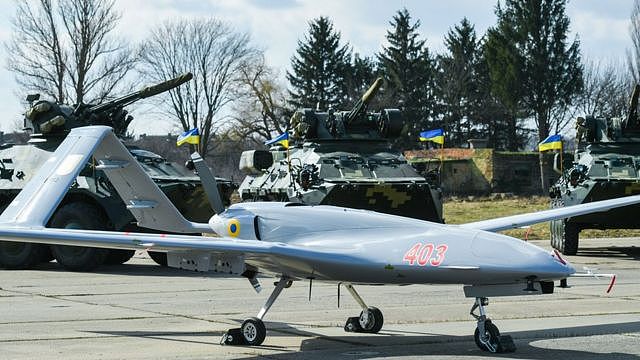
[460,195,640,232]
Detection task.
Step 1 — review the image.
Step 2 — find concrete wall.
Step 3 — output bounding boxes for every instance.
[406,149,559,195]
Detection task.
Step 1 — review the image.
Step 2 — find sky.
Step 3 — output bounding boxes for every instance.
[0,0,634,136]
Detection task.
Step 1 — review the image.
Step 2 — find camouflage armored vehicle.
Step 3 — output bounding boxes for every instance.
[549,84,640,255]
[238,78,443,222]
[0,74,234,270]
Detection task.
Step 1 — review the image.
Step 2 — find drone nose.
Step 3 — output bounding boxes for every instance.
[541,250,575,279]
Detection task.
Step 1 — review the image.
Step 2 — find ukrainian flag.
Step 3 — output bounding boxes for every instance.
[176,128,200,146]
[538,134,562,152]
[419,128,445,145]
[265,132,289,149]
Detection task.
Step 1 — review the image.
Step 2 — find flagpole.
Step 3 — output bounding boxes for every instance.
[287,144,295,191]
[439,142,444,173]
[560,140,563,174]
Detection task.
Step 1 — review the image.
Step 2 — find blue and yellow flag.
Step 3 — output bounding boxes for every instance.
[538,134,562,152]
[265,132,289,149]
[419,128,444,145]
[176,128,200,146]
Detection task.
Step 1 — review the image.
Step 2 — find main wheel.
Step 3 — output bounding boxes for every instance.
[474,320,502,353]
[49,202,110,271]
[240,317,266,346]
[358,307,384,333]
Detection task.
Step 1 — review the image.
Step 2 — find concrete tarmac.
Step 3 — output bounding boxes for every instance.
[1,238,639,359]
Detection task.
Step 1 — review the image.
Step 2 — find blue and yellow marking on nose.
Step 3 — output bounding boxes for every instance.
[227,219,240,237]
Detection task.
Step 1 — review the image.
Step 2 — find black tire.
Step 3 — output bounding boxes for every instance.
[240,317,266,346]
[103,249,135,265]
[49,202,110,271]
[558,221,579,255]
[0,241,51,269]
[474,320,502,353]
[359,307,384,333]
[0,199,52,269]
[549,199,563,250]
[148,251,167,266]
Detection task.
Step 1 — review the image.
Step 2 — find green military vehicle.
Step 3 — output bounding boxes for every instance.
[0,74,235,270]
[238,78,443,222]
[550,85,640,255]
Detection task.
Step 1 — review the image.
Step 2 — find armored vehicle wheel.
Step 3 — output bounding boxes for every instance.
[148,251,167,266]
[550,219,561,249]
[556,220,579,256]
[104,249,135,265]
[0,200,52,269]
[49,202,109,271]
[0,242,51,269]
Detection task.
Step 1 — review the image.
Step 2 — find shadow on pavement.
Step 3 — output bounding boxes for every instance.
[578,246,640,261]
[87,320,640,359]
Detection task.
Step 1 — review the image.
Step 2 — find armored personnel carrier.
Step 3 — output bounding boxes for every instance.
[238,78,443,222]
[0,74,234,270]
[549,85,640,255]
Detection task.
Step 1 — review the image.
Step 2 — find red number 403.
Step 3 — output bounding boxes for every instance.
[403,243,448,267]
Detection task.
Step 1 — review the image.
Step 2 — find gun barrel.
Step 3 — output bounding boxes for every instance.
[361,77,383,104]
[345,77,383,124]
[139,73,193,99]
[88,73,193,114]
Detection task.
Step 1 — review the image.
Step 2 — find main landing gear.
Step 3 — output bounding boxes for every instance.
[221,277,291,346]
[470,297,515,353]
[342,284,384,333]
[220,280,384,346]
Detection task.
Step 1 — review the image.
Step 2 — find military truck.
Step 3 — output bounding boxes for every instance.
[238,78,443,222]
[549,84,640,255]
[0,74,234,270]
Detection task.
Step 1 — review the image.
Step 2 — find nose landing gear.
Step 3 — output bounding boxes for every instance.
[470,297,516,353]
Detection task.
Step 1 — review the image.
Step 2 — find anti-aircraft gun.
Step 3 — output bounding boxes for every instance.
[238,77,443,222]
[549,84,640,254]
[0,74,235,271]
[24,73,194,138]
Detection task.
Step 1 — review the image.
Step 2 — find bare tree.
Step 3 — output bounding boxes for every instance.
[577,60,630,119]
[629,0,640,83]
[139,18,258,159]
[6,0,136,105]
[229,55,288,144]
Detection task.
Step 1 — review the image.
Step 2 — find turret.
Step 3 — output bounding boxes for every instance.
[576,84,640,144]
[23,73,193,140]
[290,77,403,142]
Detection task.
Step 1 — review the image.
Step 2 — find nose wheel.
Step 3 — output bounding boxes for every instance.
[342,284,384,333]
[470,297,515,353]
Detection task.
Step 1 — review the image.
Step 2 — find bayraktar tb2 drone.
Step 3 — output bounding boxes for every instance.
[0,126,636,353]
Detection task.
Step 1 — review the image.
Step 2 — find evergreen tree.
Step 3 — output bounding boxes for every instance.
[484,23,528,151]
[436,18,484,147]
[378,8,436,146]
[485,0,583,190]
[342,54,379,108]
[287,17,351,111]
